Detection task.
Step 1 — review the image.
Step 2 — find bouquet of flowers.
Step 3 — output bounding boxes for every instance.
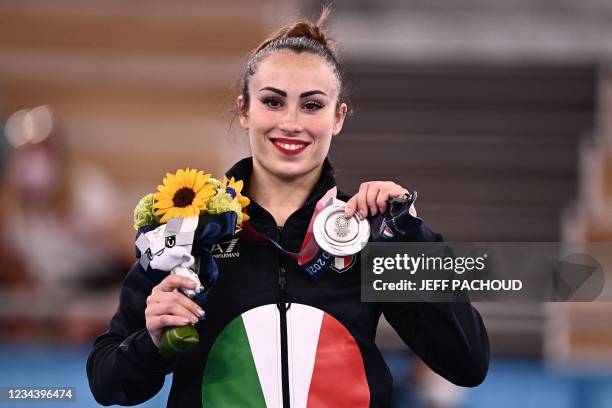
[133,168,249,357]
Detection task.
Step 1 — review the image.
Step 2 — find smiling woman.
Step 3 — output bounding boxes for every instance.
[87,6,490,408]
[240,51,344,173]
[238,48,348,225]
[234,10,350,226]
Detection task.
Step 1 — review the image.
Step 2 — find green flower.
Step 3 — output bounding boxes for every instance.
[206,177,222,188]
[134,193,160,230]
[207,189,244,225]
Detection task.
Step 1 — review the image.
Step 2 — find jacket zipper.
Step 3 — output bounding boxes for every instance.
[276,227,291,408]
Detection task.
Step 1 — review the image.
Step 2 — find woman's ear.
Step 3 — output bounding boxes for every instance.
[237,95,249,129]
[332,102,348,136]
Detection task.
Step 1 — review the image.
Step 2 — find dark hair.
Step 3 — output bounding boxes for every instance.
[238,5,349,113]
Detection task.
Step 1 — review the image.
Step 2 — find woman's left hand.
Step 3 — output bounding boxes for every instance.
[344,181,416,218]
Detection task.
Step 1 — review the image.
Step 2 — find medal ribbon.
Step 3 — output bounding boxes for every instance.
[240,187,339,278]
[240,188,419,278]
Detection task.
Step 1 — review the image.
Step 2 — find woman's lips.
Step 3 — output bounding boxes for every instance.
[270,138,309,156]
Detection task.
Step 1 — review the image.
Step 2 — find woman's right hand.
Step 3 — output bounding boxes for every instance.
[145,274,205,348]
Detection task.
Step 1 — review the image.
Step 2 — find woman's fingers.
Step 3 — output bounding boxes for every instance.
[375,189,391,214]
[366,183,380,216]
[355,182,370,218]
[146,314,193,347]
[345,181,410,218]
[147,314,192,332]
[153,274,197,294]
[146,274,205,348]
[344,194,358,218]
[146,297,200,324]
[148,291,204,318]
[345,182,367,218]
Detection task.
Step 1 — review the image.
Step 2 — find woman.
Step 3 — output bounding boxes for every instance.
[87,8,489,407]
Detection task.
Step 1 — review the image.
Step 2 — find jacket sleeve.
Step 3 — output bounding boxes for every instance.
[379,215,490,387]
[86,262,175,405]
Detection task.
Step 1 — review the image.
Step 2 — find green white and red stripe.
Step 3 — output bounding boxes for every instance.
[331,256,355,272]
[202,304,369,407]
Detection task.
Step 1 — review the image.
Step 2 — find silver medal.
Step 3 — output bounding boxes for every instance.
[313,202,370,257]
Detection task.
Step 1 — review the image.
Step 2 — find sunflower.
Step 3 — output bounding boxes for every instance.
[153,168,215,223]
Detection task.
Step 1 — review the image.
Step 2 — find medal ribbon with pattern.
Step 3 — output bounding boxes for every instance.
[240,187,346,278]
[240,188,418,278]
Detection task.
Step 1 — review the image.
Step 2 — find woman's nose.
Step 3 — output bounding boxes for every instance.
[279,109,303,134]
[279,120,303,134]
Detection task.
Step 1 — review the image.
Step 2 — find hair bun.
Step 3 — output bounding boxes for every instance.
[252,5,335,57]
[285,5,332,47]
[239,5,349,114]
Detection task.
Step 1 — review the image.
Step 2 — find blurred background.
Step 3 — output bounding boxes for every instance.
[0,0,611,407]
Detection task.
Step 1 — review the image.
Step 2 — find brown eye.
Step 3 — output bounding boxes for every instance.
[262,97,282,108]
[303,101,323,111]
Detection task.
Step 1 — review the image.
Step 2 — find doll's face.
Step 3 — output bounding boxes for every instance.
[237,50,347,181]
[135,216,198,271]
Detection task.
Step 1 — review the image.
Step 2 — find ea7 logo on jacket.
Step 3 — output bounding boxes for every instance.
[210,238,240,259]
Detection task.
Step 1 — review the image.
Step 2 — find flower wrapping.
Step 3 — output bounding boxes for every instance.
[133,169,249,357]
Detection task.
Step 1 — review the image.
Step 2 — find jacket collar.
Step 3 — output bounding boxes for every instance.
[225,156,337,207]
[226,157,336,244]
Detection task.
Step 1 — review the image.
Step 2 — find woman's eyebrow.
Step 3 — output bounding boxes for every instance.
[300,90,327,98]
[258,87,328,98]
[259,86,286,97]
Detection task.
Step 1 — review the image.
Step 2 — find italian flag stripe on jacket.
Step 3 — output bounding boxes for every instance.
[202,304,369,407]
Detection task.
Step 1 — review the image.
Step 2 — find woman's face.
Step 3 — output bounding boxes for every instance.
[238,50,347,181]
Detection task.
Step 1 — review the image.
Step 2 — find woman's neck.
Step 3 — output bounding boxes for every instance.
[249,161,322,227]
